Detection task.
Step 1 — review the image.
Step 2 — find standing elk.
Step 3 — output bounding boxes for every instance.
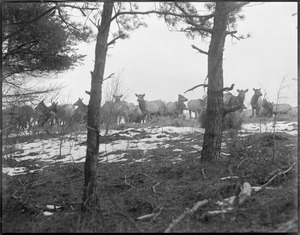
[73,98,88,123]
[258,99,273,117]
[187,99,204,120]
[273,103,292,115]
[135,94,165,121]
[250,88,263,117]
[51,101,76,126]
[113,95,130,124]
[166,94,188,118]
[224,89,248,113]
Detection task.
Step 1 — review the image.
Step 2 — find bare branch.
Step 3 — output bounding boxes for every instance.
[227,30,238,35]
[223,84,235,92]
[3,89,56,98]
[191,45,208,55]
[113,9,214,20]
[107,34,126,47]
[57,7,81,34]
[59,3,98,11]
[104,73,115,81]
[184,84,208,94]
[261,163,295,188]
[164,200,209,233]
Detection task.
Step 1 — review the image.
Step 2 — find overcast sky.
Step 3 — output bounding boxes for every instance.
[54,2,297,108]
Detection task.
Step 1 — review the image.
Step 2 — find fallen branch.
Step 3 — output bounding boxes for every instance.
[114,211,141,232]
[11,195,45,215]
[164,199,209,233]
[201,168,207,179]
[124,174,134,192]
[151,207,164,222]
[237,158,248,169]
[136,173,151,179]
[261,163,295,188]
[152,182,160,194]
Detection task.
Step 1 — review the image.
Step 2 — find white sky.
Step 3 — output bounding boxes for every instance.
[53,2,297,108]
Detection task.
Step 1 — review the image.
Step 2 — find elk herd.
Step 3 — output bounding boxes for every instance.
[2,88,294,134]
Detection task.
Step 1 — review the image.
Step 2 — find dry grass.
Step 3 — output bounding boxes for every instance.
[2,113,297,232]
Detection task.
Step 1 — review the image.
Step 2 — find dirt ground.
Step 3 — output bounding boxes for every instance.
[2,120,298,233]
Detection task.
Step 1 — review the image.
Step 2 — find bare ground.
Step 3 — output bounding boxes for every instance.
[2,121,298,233]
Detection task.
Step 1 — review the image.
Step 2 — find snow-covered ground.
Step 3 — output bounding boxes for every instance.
[3,121,297,176]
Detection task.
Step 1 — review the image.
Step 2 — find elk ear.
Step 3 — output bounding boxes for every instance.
[253,88,255,91]
[245,89,248,92]
[120,94,123,98]
[142,94,145,97]
[135,94,138,97]
[237,89,240,92]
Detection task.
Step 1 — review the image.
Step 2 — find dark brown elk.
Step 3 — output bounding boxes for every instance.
[187,99,204,119]
[35,101,57,127]
[202,92,235,108]
[113,95,131,124]
[128,104,143,123]
[225,89,248,113]
[166,94,188,118]
[73,98,88,123]
[51,102,76,126]
[113,95,144,124]
[259,99,273,117]
[250,88,263,117]
[273,103,292,115]
[135,94,165,121]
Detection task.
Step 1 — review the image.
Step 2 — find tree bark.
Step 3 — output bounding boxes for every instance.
[82,2,113,212]
[201,2,229,162]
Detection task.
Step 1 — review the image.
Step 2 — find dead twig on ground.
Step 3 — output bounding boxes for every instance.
[261,163,295,188]
[237,157,248,169]
[201,168,207,179]
[152,182,160,194]
[124,174,134,192]
[114,211,141,232]
[164,199,209,233]
[136,173,151,179]
[151,207,164,222]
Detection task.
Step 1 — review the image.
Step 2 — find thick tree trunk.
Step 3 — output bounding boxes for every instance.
[201,2,228,162]
[82,2,113,212]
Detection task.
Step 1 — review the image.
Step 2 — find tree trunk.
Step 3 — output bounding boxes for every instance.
[82,2,113,212]
[201,2,229,162]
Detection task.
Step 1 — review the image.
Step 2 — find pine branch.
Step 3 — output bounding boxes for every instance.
[3,6,57,42]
